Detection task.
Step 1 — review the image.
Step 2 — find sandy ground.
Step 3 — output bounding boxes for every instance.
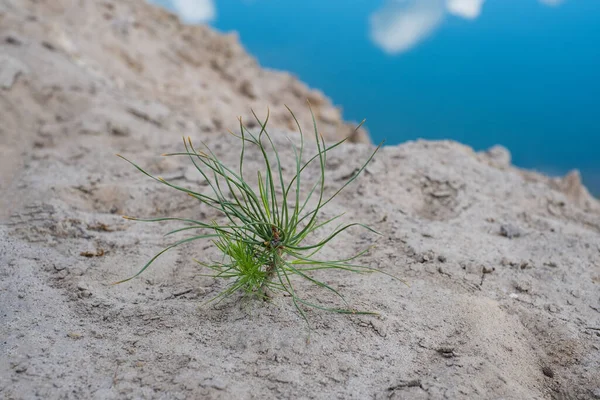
[1,0,600,399]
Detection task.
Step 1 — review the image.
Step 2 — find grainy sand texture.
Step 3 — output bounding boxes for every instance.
[1,0,599,399]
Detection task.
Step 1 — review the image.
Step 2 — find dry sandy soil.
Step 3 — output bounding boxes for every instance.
[1,0,600,399]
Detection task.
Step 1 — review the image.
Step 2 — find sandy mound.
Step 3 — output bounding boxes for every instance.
[1,0,599,399]
[0,0,369,214]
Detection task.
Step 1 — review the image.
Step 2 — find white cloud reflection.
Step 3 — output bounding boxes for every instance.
[370,0,445,54]
[446,0,485,19]
[171,0,216,23]
[370,0,564,55]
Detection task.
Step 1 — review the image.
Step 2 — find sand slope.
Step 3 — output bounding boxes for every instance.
[1,0,599,399]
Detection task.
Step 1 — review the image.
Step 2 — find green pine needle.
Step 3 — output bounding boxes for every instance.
[116,104,403,321]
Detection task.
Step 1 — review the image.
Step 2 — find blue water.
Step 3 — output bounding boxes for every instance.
[150,0,600,195]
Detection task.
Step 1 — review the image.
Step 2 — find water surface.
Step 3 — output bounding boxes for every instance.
[150,0,600,194]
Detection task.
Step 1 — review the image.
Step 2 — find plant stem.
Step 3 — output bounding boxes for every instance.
[261,249,282,298]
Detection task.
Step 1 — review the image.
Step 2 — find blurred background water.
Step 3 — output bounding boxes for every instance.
[149,0,600,195]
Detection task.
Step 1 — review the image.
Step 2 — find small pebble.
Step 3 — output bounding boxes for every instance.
[14,363,27,373]
[482,266,495,274]
[67,332,83,340]
[541,365,554,378]
[520,260,533,269]
[514,281,531,293]
[54,264,66,271]
[5,33,23,45]
[500,224,522,239]
[546,304,560,314]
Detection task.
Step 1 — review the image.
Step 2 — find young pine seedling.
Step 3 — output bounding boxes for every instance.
[116,106,395,321]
